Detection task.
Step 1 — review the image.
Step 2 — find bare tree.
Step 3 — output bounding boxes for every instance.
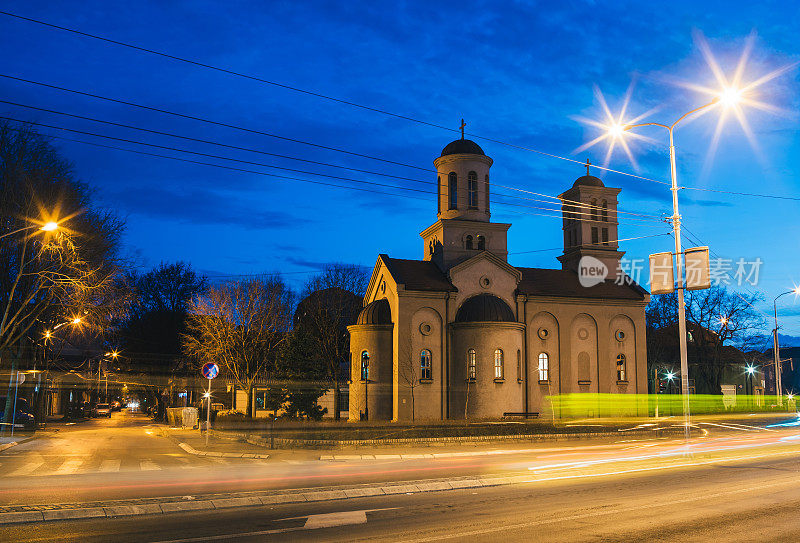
[292,264,367,420]
[183,276,295,417]
[1,122,123,427]
[398,346,419,421]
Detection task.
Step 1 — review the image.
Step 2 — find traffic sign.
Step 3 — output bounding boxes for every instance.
[201,362,219,379]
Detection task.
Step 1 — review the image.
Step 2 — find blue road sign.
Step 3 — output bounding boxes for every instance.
[201,362,219,380]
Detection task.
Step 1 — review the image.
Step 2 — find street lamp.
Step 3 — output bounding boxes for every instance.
[610,91,740,441]
[772,287,800,405]
[0,220,59,240]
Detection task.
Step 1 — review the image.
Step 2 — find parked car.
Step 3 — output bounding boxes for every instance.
[0,397,36,430]
[93,403,112,418]
[110,401,122,412]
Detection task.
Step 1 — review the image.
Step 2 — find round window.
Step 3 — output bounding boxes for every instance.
[615,330,626,341]
[479,276,491,289]
[419,322,432,336]
[578,328,589,340]
[380,280,386,294]
[537,328,549,340]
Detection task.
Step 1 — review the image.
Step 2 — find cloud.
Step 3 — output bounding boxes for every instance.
[103,185,309,229]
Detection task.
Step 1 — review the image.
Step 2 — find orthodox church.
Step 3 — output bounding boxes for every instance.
[348,134,649,421]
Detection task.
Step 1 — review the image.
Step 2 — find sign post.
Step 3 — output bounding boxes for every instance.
[200,362,219,446]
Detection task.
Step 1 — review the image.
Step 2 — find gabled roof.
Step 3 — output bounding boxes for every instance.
[516,267,647,300]
[380,255,457,292]
[448,250,522,282]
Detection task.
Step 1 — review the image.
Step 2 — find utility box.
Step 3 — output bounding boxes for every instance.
[182,407,199,429]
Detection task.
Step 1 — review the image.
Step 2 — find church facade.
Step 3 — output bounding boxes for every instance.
[348,137,649,422]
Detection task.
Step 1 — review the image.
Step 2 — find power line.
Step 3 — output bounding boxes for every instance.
[3,116,667,227]
[508,232,672,255]
[0,15,672,187]
[681,185,800,203]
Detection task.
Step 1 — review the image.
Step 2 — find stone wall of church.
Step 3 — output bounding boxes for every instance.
[449,322,525,419]
[347,324,393,422]
[521,297,648,417]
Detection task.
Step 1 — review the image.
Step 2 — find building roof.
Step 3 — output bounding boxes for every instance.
[455,294,516,323]
[516,267,647,300]
[440,138,485,157]
[380,255,457,292]
[572,174,604,188]
[356,298,392,325]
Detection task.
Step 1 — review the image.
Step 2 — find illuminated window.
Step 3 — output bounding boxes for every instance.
[360,351,370,381]
[616,354,627,381]
[494,349,504,379]
[448,172,458,209]
[465,235,473,250]
[602,200,608,222]
[420,349,432,380]
[467,349,476,380]
[477,234,485,250]
[538,353,549,381]
[485,175,490,213]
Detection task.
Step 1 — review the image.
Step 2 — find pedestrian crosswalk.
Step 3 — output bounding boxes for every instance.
[1,454,265,477]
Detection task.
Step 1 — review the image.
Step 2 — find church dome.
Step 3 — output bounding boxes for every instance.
[441,138,485,157]
[572,174,604,188]
[455,294,515,323]
[356,298,392,325]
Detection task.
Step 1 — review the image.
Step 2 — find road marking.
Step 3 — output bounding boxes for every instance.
[8,461,44,476]
[99,459,121,472]
[140,460,161,471]
[149,508,396,542]
[54,459,83,475]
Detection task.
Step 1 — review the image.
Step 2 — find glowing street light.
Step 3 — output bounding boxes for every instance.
[746,365,756,375]
[40,222,58,232]
[0,219,59,240]
[578,34,795,440]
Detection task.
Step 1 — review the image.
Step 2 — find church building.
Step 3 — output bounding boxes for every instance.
[348,135,649,421]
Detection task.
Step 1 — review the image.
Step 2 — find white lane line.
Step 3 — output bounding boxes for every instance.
[54,459,83,475]
[8,461,44,476]
[99,459,121,472]
[140,460,162,471]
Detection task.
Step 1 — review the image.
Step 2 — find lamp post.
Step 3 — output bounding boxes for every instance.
[615,99,725,440]
[772,288,800,406]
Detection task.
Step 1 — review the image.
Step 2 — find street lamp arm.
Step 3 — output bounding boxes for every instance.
[624,121,670,131]
[670,100,718,129]
[0,224,38,240]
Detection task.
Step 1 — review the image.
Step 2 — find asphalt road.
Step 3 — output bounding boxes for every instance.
[4,443,800,542]
[3,410,800,541]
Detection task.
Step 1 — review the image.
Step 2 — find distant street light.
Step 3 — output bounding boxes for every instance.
[772,287,800,404]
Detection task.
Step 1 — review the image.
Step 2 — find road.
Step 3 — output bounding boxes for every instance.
[2,410,800,541]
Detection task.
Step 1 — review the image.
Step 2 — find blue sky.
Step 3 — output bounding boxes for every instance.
[2,1,800,334]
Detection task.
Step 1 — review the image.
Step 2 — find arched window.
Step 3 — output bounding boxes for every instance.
[360,351,370,381]
[420,349,432,380]
[437,176,441,214]
[578,352,590,382]
[591,227,599,245]
[468,171,478,209]
[485,175,490,213]
[591,198,598,221]
[601,200,608,222]
[477,234,485,250]
[616,354,627,381]
[467,349,476,380]
[494,349,504,379]
[602,228,609,245]
[465,235,473,250]
[448,172,458,210]
[538,353,549,381]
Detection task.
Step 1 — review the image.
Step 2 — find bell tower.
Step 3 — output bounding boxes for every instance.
[558,161,625,275]
[421,122,510,271]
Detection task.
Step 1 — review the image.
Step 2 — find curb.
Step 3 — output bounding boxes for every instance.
[0,474,527,526]
[177,442,270,460]
[0,442,17,453]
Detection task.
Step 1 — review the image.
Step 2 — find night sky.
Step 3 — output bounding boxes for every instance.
[2,1,799,334]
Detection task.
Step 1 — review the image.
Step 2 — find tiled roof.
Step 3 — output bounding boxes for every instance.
[380,255,456,292]
[516,267,647,300]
